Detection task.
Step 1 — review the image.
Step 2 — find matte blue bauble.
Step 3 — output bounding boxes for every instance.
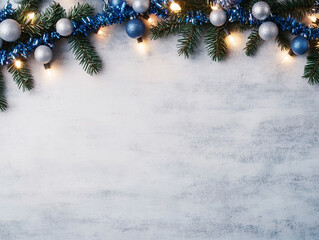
[291,36,309,55]
[109,0,125,7]
[126,19,145,38]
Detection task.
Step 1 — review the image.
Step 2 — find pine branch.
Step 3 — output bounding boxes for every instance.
[275,32,290,51]
[14,0,45,23]
[244,29,262,57]
[68,35,102,75]
[274,0,316,21]
[150,15,185,40]
[7,62,34,91]
[177,24,202,58]
[67,3,95,22]
[303,41,319,84]
[205,26,227,62]
[0,69,7,112]
[38,3,66,32]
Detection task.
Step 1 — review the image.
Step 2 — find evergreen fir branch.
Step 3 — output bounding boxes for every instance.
[7,62,34,91]
[275,0,316,20]
[38,3,66,32]
[23,23,44,37]
[204,25,227,62]
[244,29,262,57]
[67,3,95,22]
[68,35,102,75]
[177,24,202,58]
[14,0,45,23]
[150,15,185,40]
[303,41,319,84]
[275,32,290,51]
[0,69,7,112]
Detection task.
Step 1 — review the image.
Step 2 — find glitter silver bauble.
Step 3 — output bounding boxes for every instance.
[252,1,271,21]
[13,0,24,3]
[34,45,53,64]
[0,38,2,49]
[56,18,74,37]
[209,9,227,27]
[132,0,149,13]
[258,21,278,41]
[0,19,21,42]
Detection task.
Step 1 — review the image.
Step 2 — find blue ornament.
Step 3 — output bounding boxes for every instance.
[291,36,309,55]
[109,0,125,7]
[126,19,145,38]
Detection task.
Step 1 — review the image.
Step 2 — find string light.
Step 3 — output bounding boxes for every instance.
[170,2,181,13]
[14,60,22,69]
[211,5,219,10]
[309,15,318,23]
[223,28,236,46]
[25,12,35,25]
[282,50,295,63]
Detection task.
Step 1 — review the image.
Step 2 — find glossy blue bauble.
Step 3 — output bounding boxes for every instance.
[291,36,309,55]
[109,0,125,7]
[126,19,145,38]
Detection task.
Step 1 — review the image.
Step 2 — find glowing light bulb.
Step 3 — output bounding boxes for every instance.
[97,29,104,35]
[309,16,317,23]
[15,60,22,69]
[46,68,52,76]
[227,35,235,45]
[281,50,294,64]
[148,17,155,24]
[170,2,181,13]
[211,5,219,10]
[28,12,35,20]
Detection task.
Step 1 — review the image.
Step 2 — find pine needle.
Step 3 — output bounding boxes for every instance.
[244,29,262,57]
[7,62,34,91]
[205,26,227,62]
[68,35,102,75]
[0,69,8,112]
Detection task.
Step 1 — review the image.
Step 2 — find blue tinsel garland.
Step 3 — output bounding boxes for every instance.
[0,0,318,65]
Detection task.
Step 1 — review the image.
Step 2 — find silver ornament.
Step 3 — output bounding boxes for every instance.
[13,0,24,3]
[56,18,74,37]
[209,9,227,27]
[34,45,53,64]
[132,0,149,13]
[258,21,278,41]
[252,1,271,21]
[0,38,2,49]
[0,19,21,42]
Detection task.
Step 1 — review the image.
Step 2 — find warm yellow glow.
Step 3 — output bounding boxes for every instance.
[309,16,317,23]
[170,2,181,13]
[97,29,104,35]
[148,17,155,24]
[15,60,22,69]
[28,12,35,20]
[46,68,52,77]
[211,5,219,10]
[227,35,235,45]
[281,53,293,64]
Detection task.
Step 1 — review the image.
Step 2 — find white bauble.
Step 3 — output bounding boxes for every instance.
[0,19,21,42]
[209,9,227,27]
[56,18,74,37]
[132,0,149,13]
[252,1,271,21]
[34,45,53,64]
[258,21,278,41]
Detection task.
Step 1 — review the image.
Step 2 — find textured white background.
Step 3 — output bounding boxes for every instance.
[0,1,319,239]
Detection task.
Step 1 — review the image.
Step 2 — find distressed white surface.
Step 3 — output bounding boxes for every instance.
[0,1,319,239]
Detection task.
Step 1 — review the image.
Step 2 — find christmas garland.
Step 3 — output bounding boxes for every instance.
[0,0,319,111]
